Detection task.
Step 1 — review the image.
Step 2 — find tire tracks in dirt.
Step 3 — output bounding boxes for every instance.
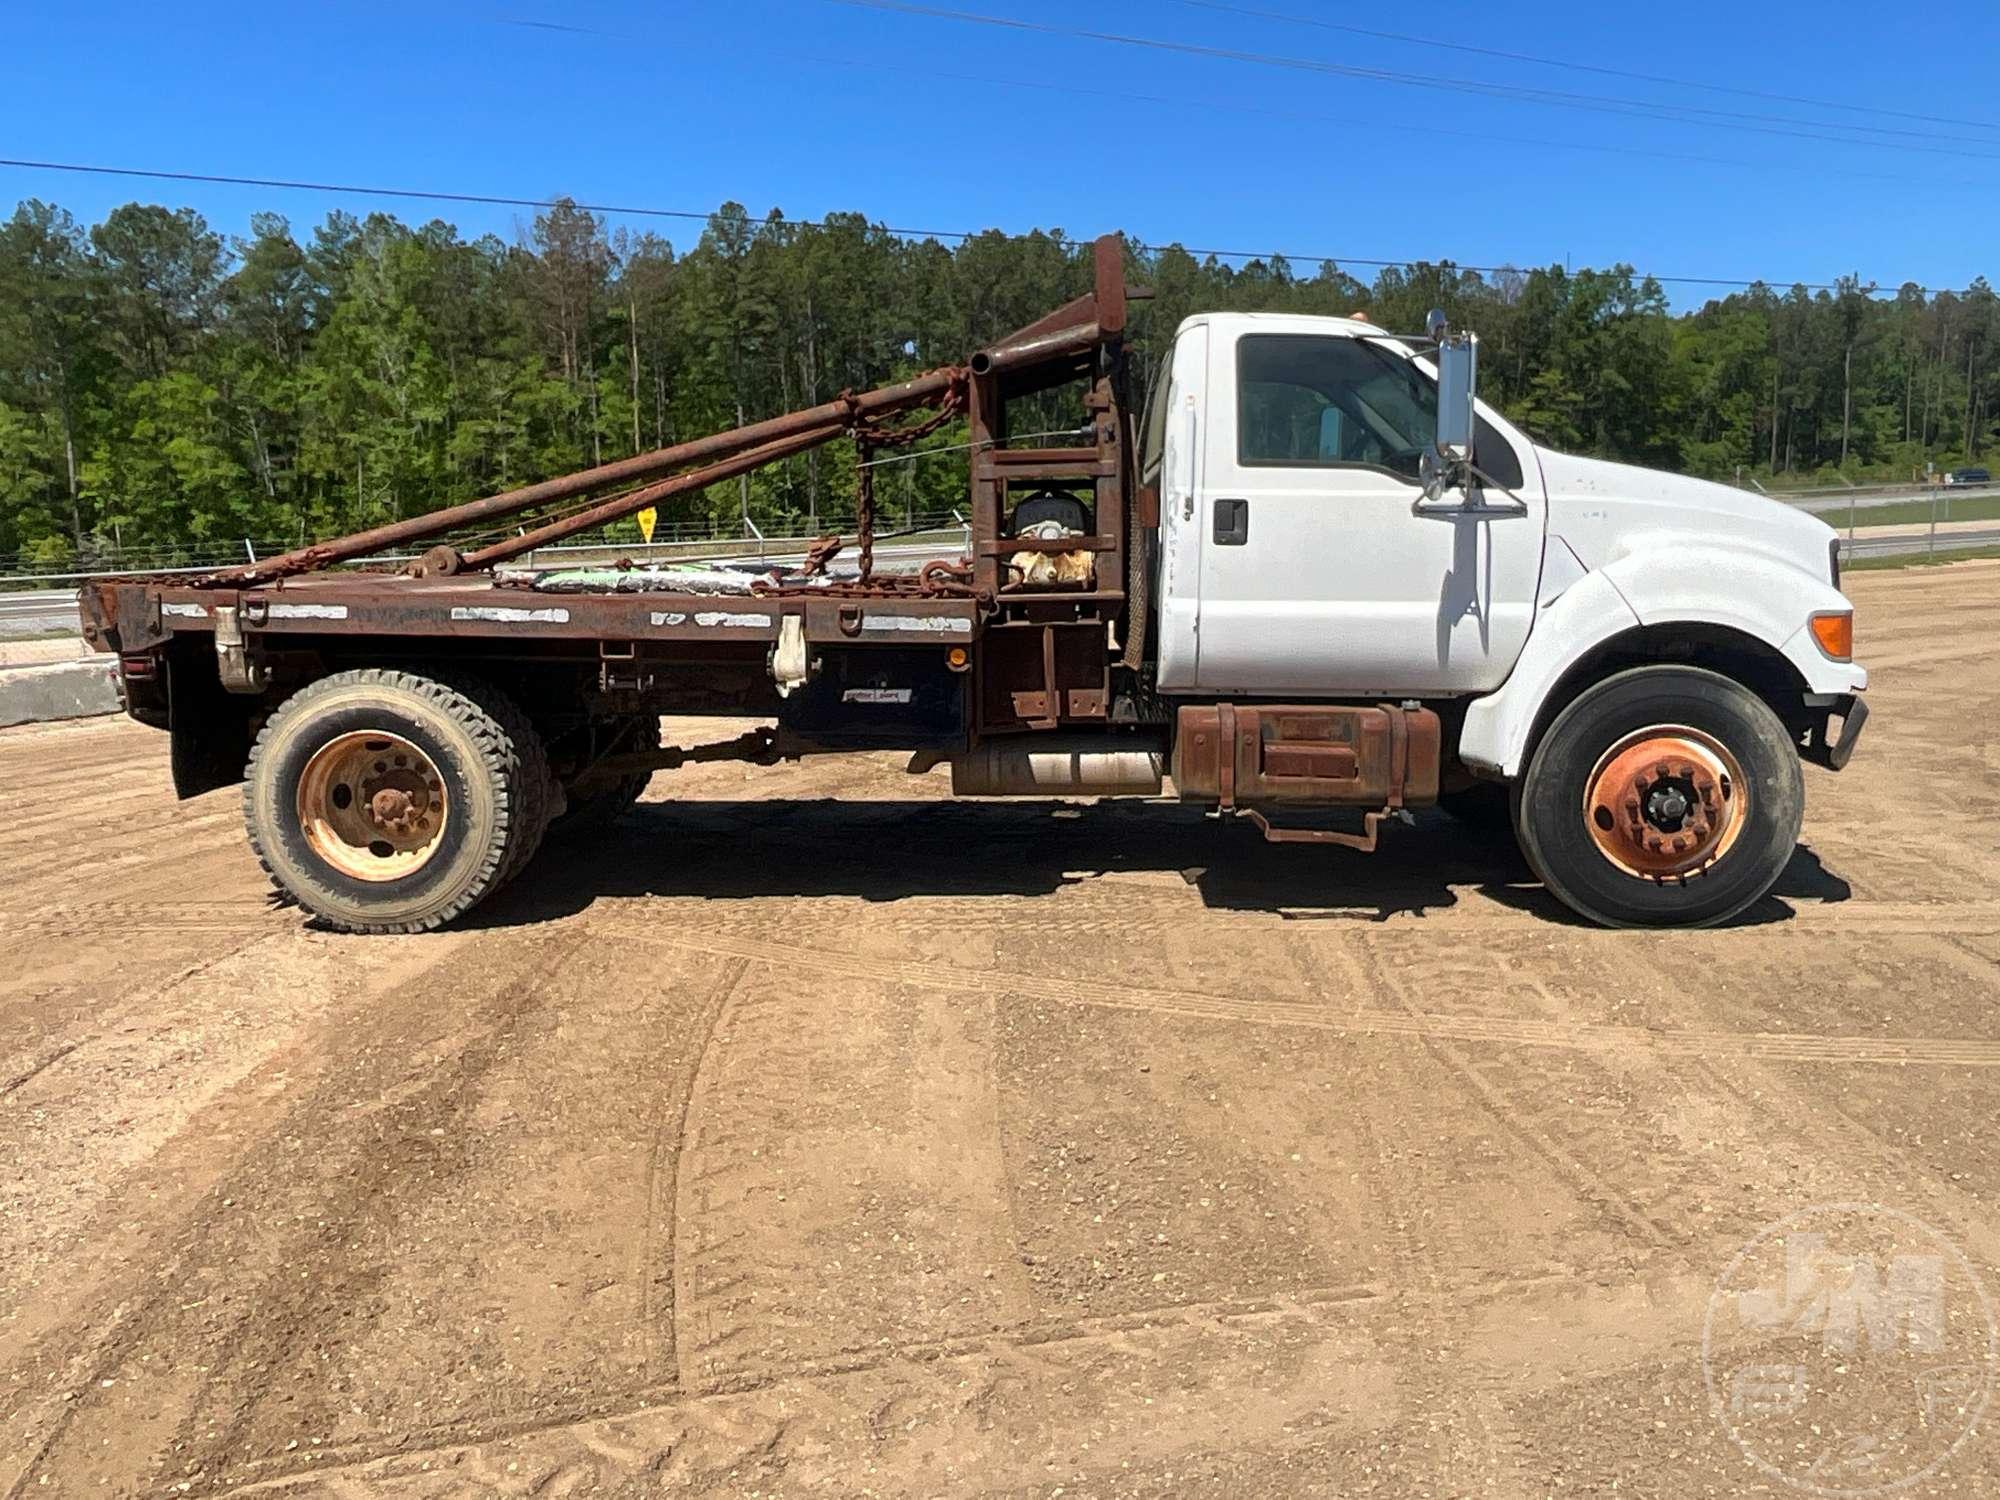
[0,928,484,1499]
[649,956,746,1387]
[201,1263,1651,1497]
[1669,932,2000,1271]
[1348,937,1680,1249]
[606,924,2000,1069]
[667,955,1039,1390]
[14,834,1998,947]
[0,902,285,941]
[1288,936,1545,1494]
[1,924,753,1497]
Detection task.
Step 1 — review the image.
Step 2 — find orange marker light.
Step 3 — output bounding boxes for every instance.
[946,646,969,670]
[1809,611,1853,661]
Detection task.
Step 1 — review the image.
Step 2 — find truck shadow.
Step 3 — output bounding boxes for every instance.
[468,799,1851,930]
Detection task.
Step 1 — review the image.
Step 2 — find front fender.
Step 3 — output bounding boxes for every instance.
[1460,540,1865,778]
[1459,568,1638,777]
[1604,540,1866,699]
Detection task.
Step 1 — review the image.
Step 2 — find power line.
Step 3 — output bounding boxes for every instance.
[1170,0,2000,136]
[791,49,1986,197]
[0,156,1961,295]
[825,0,2000,161]
[0,158,876,234]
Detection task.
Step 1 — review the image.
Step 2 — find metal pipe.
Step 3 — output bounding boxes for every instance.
[968,322,1101,378]
[948,736,1166,797]
[196,299,1108,588]
[461,423,845,569]
[200,367,965,586]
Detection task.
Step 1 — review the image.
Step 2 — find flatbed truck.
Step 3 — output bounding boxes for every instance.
[78,236,1868,932]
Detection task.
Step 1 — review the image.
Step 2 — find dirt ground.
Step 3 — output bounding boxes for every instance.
[5,563,2000,1498]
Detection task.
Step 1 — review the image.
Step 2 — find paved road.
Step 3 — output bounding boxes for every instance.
[0,589,79,638]
[1788,482,2000,516]
[5,566,2000,1496]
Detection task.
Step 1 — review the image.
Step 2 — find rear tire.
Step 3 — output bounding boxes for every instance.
[243,669,549,934]
[1515,666,1803,929]
[547,715,659,841]
[484,690,554,890]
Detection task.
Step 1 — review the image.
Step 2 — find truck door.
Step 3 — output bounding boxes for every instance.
[1192,328,1544,696]
[1148,322,1208,693]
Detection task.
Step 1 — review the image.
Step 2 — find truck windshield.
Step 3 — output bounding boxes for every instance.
[1237,333,1437,480]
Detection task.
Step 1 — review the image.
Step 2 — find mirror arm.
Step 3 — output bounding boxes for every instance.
[1411,456,1530,516]
[1462,462,1531,514]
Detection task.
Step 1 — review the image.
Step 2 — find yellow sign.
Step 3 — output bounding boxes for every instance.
[636,507,658,544]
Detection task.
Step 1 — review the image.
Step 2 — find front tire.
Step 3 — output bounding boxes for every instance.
[1515,666,1803,929]
[243,669,550,934]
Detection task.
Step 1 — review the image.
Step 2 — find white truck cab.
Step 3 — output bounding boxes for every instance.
[1143,309,1867,928]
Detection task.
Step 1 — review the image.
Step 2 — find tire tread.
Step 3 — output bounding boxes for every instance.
[1514,664,1804,929]
[242,668,547,934]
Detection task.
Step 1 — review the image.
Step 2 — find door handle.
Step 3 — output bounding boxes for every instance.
[1213,497,1249,545]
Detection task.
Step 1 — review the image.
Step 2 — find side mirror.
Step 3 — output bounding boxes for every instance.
[1423,309,1479,500]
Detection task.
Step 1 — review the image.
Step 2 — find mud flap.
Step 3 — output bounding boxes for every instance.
[168,639,253,799]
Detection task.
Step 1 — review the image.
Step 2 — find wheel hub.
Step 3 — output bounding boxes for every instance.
[297,732,449,883]
[363,769,434,837]
[1646,781,1691,828]
[1582,727,1747,882]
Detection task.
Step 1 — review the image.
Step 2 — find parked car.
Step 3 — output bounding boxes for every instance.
[1944,466,1991,487]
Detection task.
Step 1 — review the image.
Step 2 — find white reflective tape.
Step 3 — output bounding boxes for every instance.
[693,611,773,628]
[449,606,570,624]
[858,614,972,634]
[649,611,688,627]
[161,602,208,618]
[265,603,349,621]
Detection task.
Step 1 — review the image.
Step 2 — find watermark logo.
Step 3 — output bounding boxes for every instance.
[1703,1203,1998,1495]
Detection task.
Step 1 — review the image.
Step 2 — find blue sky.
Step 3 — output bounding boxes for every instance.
[5,0,1997,305]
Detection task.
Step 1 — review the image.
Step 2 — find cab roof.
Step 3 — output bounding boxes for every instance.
[1177,310,1405,342]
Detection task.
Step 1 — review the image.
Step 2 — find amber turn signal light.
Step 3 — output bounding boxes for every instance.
[1809,611,1853,661]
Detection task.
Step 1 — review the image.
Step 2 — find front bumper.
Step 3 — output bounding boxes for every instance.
[1803,694,1869,771]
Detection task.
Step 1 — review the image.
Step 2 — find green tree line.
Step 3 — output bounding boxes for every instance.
[3,194,1996,572]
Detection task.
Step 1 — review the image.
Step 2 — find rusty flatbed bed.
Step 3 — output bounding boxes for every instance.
[101,571,985,652]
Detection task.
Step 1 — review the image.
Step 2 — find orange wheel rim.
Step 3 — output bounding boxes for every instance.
[1581,725,1748,882]
[296,731,449,883]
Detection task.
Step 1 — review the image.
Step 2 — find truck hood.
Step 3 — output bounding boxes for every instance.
[1534,446,1837,579]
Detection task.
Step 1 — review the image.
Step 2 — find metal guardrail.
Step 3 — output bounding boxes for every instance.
[1798,485,2000,540]
[0,508,969,583]
[1758,479,1901,499]
[1753,477,1990,500]
[1842,526,2000,560]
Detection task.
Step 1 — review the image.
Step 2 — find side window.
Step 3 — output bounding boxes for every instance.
[1236,334,1439,481]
